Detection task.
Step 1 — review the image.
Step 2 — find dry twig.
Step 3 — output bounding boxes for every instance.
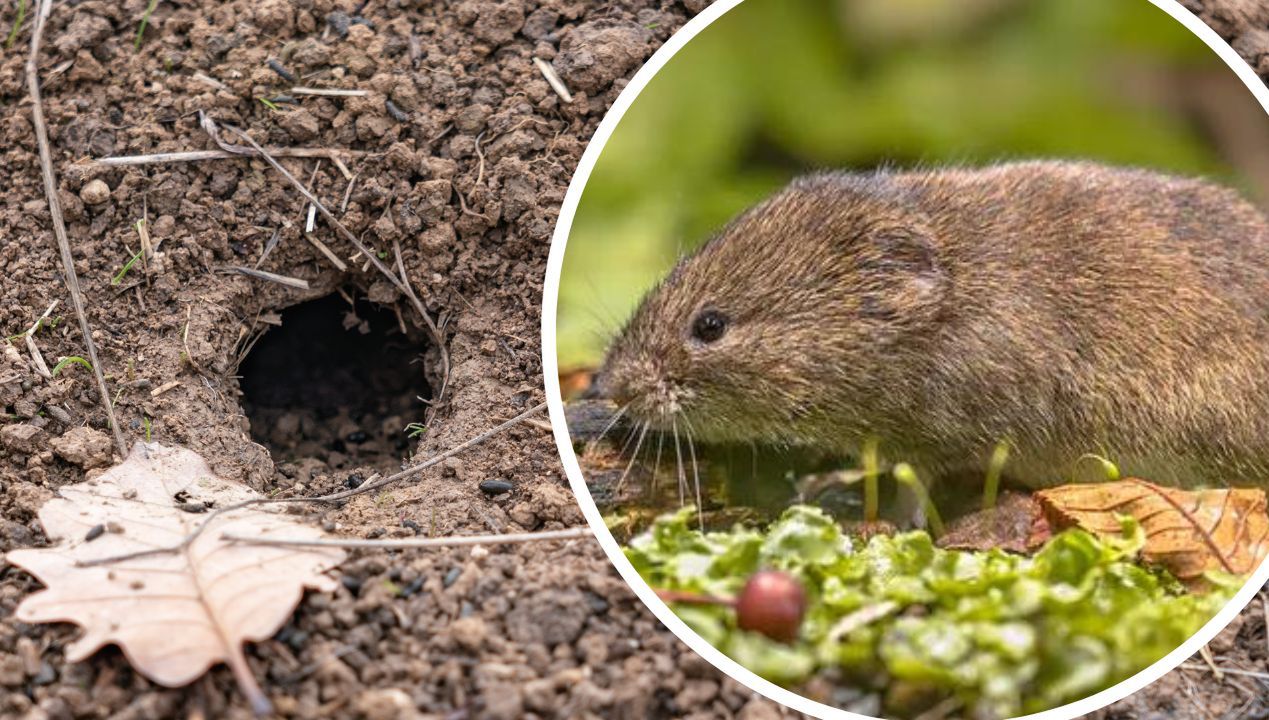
[27,0,127,455]
[227,266,311,290]
[79,401,547,567]
[532,56,573,103]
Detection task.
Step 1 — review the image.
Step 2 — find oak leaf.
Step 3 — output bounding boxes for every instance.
[5,443,344,714]
[1034,479,1269,590]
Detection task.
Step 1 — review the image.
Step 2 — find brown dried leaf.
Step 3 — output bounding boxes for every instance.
[5,443,344,714]
[1035,479,1269,589]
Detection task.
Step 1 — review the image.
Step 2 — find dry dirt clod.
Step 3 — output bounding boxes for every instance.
[49,426,114,468]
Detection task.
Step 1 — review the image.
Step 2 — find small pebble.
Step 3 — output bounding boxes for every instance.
[327,11,351,37]
[79,179,110,205]
[345,473,364,489]
[479,479,514,496]
[366,527,385,539]
[402,519,423,535]
[83,524,105,542]
[179,501,208,514]
[340,575,363,595]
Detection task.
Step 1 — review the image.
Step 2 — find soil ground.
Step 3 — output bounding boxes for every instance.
[0,1,791,718]
[1184,0,1269,82]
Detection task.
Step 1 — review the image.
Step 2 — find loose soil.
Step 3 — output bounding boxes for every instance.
[0,1,791,719]
[1183,0,1269,82]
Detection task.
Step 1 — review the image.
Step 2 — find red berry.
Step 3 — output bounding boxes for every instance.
[734,570,806,643]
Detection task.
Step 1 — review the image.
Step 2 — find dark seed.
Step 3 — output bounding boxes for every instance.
[346,430,368,443]
[266,59,296,82]
[443,566,462,588]
[400,577,424,597]
[84,524,105,542]
[269,95,296,104]
[345,473,364,489]
[179,501,208,514]
[350,15,376,30]
[402,519,423,535]
[385,99,409,123]
[366,527,385,539]
[340,575,363,595]
[479,479,514,496]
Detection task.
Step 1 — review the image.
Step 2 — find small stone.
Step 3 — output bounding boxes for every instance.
[0,655,23,686]
[49,427,113,468]
[277,108,320,142]
[479,479,514,496]
[79,179,111,205]
[450,616,488,652]
[352,688,419,720]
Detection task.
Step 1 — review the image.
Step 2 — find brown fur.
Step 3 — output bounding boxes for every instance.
[596,161,1269,487]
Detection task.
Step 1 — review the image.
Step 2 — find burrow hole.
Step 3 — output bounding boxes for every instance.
[238,292,432,478]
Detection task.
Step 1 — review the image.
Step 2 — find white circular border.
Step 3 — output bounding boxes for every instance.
[541,2,1269,718]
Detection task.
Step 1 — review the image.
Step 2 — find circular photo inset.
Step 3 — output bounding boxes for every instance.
[543,0,1269,718]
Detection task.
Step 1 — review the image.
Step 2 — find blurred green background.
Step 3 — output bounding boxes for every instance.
[557,0,1269,370]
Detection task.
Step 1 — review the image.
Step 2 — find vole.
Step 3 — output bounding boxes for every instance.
[593,161,1269,488]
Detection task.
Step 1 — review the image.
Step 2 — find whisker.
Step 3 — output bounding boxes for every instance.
[684,417,704,529]
[617,421,650,491]
[651,427,665,497]
[584,403,629,458]
[672,416,686,507]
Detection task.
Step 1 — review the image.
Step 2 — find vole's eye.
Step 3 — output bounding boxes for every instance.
[690,309,729,344]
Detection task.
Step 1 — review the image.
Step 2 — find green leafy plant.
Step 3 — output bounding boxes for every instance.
[629,505,1234,718]
[112,249,144,286]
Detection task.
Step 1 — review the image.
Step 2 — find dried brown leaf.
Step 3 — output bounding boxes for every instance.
[5,443,344,715]
[1035,479,1269,590]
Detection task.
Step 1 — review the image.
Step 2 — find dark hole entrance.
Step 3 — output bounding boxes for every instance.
[239,293,432,477]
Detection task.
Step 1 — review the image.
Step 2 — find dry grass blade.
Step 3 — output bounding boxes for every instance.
[532,56,573,103]
[290,86,368,97]
[26,0,126,456]
[228,266,310,290]
[221,526,593,548]
[5,443,344,716]
[90,148,364,167]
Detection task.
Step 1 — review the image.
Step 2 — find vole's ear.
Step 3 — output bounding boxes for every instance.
[858,227,947,321]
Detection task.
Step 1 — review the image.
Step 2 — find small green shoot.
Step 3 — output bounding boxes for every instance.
[143,416,152,442]
[257,96,282,112]
[376,250,388,260]
[111,249,144,286]
[982,440,1010,510]
[5,0,26,50]
[893,463,944,537]
[405,422,427,438]
[375,492,395,507]
[382,578,403,596]
[861,437,879,522]
[1074,453,1121,482]
[134,0,158,50]
[51,356,92,376]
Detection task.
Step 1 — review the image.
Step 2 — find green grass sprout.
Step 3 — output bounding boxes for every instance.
[892,462,944,537]
[111,249,144,286]
[6,0,27,50]
[982,440,1011,510]
[134,0,158,50]
[258,96,281,112]
[51,356,93,376]
[861,437,879,522]
[405,422,427,438]
[1074,453,1121,482]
